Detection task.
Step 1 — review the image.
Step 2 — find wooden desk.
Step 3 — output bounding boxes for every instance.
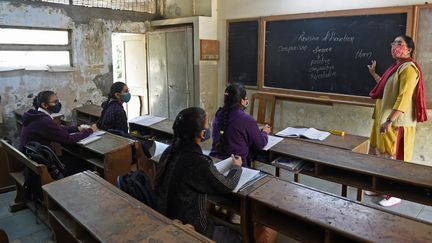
[130,118,213,151]
[62,132,135,185]
[14,107,31,133]
[278,134,369,200]
[43,171,213,243]
[74,104,102,125]
[248,178,432,243]
[207,175,272,243]
[292,133,369,153]
[269,139,432,206]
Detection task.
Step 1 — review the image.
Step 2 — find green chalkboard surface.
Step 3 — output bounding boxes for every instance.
[264,13,407,96]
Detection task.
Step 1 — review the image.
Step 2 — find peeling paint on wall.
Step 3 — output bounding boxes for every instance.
[0,1,155,140]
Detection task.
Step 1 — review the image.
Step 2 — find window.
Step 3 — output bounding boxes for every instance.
[0,27,71,70]
[35,0,156,13]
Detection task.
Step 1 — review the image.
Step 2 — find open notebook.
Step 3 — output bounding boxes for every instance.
[215,158,260,193]
[129,115,166,126]
[276,127,330,141]
[77,130,106,145]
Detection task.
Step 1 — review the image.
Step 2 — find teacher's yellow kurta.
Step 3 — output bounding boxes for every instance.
[370,62,419,161]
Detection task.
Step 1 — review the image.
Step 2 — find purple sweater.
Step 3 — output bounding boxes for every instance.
[19,110,93,150]
[210,106,268,166]
[97,100,128,133]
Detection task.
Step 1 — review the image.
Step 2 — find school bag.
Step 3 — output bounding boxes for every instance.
[24,141,67,180]
[117,170,156,209]
[23,141,67,202]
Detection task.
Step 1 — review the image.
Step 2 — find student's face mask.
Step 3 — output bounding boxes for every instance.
[48,102,62,113]
[241,98,249,109]
[121,92,131,103]
[202,127,211,141]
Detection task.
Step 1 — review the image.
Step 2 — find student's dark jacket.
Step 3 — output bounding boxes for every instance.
[155,140,242,236]
[19,109,93,150]
[97,99,128,133]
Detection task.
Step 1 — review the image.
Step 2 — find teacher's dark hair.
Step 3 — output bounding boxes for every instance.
[399,35,415,58]
[172,107,207,143]
[215,83,247,152]
[33,91,55,109]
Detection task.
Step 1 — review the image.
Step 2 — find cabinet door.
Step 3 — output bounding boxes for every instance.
[147,32,169,118]
[166,27,194,119]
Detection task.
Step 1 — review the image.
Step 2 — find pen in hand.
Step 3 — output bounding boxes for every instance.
[231,154,242,166]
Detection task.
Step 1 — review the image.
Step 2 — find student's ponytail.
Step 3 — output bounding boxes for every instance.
[33,91,55,109]
[101,82,126,110]
[215,83,247,152]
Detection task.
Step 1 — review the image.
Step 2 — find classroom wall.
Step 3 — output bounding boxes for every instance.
[0,1,156,139]
[217,0,432,165]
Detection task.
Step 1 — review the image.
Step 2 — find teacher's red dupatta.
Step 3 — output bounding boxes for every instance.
[369,58,427,122]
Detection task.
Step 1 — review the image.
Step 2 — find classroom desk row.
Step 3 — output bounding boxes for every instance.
[43,171,213,243]
[40,167,432,243]
[134,116,432,207]
[152,155,432,242]
[149,154,432,243]
[14,106,139,186]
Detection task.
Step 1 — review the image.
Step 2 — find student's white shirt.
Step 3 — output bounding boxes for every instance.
[37,107,53,119]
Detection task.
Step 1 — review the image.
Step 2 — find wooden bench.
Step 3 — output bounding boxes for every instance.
[42,171,213,243]
[248,178,432,243]
[0,142,15,193]
[0,139,54,213]
[269,138,432,206]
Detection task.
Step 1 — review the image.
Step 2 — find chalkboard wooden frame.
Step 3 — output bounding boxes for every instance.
[257,6,415,106]
[226,18,261,88]
[415,4,432,107]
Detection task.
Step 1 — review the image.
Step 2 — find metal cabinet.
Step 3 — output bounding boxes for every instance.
[147,27,194,119]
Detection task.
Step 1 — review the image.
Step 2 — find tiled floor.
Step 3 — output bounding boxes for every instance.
[0,191,52,243]
[1,163,431,243]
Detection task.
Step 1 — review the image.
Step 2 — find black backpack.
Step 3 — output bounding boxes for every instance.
[23,141,67,203]
[24,141,67,180]
[117,170,156,209]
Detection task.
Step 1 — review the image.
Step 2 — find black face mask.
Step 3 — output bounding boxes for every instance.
[48,102,62,113]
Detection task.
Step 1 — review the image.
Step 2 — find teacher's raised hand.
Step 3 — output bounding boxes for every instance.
[367,60,381,82]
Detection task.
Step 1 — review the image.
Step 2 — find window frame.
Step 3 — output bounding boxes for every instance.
[0,26,73,70]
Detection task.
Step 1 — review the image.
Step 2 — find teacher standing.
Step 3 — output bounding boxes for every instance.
[367,35,427,206]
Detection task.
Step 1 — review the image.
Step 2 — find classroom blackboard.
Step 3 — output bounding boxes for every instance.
[264,13,407,97]
[227,20,259,86]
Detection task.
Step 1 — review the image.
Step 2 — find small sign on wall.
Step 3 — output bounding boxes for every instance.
[200,39,219,60]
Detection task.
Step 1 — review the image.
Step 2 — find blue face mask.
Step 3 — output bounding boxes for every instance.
[48,102,62,113]
[202,127,211,141]
[121,92,131,103]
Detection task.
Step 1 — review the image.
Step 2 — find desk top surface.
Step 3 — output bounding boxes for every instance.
[270,138,432,188]
[82,132,135,155]
[249,178,432,242]
[74,104,102,117]
[148,119,174,135]
[14,107,31,117]
[43,171,213,242]
[140,118,368,152]
[289,133,368,151]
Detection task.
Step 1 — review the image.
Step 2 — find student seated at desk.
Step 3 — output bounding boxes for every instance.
[210,84,277,243]
[155,107,242,243]
[19,91,96,173]
[210,83,271,167]
[97,82,153,157]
